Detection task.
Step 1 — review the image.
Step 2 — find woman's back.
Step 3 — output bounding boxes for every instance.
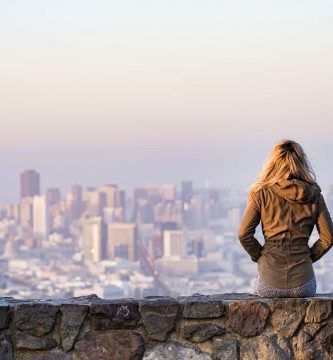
[238,178,333,289]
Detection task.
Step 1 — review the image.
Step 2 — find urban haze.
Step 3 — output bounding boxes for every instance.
[1,0,333,298]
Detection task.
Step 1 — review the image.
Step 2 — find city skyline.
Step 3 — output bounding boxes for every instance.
[0,140,333,204]
[0,164,255,299]
[1,0,333,206]
[1,165,332,300]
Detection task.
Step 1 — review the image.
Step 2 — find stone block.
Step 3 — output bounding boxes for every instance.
[227,301,269,337]
[181,297,225,319]
[74,330,145,360]
[0,335,13,360]
[270,299,307,338]
[60,304,89,351]
[16,332,57,350]
[143,342,213,360]
[258,334,291,360]
[90,299,140,330]
[212,338,239,360]
[181,322,225,343]
[305,299,332,323]
[0,306,11,330]
[139,297,179,341]
[13,303,59,336]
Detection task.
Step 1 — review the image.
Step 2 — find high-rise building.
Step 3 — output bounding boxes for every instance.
[116,189,126,209]
[5,203,20,222]
[33,195,49,243]
[160,184,176,202]
[20,170,40,199]
[163,230,186,258]
[189,195,205,229]
[181,181,193,204]
[134,186,161,204]
[99,184,118,208]
[133,188,148,202]
[99,185,126,222]
[135,199,154,224]
[20,197,33,229]
[83,188,106,217]
[67,185,83,220]
[153,200,182,225]
[181,181,193,226]
[83,217,107,263]
[46,188,61,206]
[107,222,137,261]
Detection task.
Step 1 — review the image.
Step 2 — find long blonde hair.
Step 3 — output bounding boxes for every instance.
[247,139,318,201]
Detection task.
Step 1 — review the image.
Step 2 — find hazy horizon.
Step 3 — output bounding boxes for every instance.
[0,139,333,204]
[1,1,333,202]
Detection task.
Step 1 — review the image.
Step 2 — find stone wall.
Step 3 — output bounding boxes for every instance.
[0,293,333,360]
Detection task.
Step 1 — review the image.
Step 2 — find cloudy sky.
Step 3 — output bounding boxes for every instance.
[0,1,332,201]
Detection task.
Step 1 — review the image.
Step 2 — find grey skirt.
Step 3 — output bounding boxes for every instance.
[252,274,316,298]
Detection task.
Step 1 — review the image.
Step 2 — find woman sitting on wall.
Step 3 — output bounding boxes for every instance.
[238,139,333,297]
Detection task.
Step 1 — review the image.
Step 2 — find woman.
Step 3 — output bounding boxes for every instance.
[238,139,333,297]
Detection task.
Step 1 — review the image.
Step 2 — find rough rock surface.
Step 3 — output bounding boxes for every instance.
[0,294,333,359]
[139,297,179,341]
[89,299,140,330]
[142,342,213,360]
[60,304,89,351]
[227,300,269,337]
[292,321,333,360]
[258,334,292,360]
[74,330,145,360]
[13,303,59,336]
[181,296,225,319]
[21,351,72,360]
[0,306,11,330]
[212,337,239,360]
[239,337,259,360]
[16,332,57,350]
[0,335,13,360]
[181,322,225,343]
[304,299,332,323]
[270,298,308,337]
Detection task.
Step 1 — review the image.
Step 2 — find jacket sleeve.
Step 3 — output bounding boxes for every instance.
[238,191,263,262]
[311,193,333,262]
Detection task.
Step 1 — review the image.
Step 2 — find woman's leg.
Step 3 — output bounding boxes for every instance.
[252,274,317,298]
[291,276,317,298]
[252,274,281,297]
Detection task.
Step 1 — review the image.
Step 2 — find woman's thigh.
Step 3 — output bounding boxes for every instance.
[252,274,316,298]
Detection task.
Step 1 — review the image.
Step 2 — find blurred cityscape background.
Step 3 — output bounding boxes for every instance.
[0,168,332,299]
[1,1,333,298]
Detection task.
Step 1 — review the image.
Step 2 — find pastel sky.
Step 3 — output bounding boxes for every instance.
[0,1,333,202]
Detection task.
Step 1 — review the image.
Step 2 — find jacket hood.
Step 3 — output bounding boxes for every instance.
[271,179,321,203]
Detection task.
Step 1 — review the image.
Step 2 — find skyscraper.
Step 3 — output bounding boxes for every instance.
[83,217,107,263]
[20,170,40,199]
[67,185,83,220]
[181,180,193,226]
[46,188,61,206]
[116,189,126,209]
[181,180,193,204]
[163,230,186,258]
[107,222,138,261]
[83,189,106,217]
[99,184,118,208]
[20,197,33,229]
[160,184,176,202]
[33,195,49,244]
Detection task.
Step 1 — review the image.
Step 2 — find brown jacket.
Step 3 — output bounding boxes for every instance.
[238,179,333,289]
